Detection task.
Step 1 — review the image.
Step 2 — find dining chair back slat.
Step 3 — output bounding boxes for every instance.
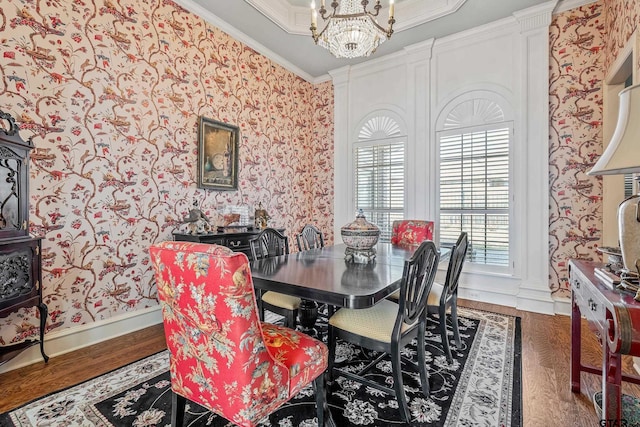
[442,232,469,301]
[249,228,299,329]
[249,228,289,260]
[397,240,440,326]
[428,231,469,363]
[296,224,325,251]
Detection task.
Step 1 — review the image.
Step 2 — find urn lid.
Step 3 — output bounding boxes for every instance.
[341,209,380,233]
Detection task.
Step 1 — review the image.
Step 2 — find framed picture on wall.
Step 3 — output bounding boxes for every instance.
[197,117,239,191]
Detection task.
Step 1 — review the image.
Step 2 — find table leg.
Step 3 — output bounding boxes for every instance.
[601,340,622,425]
[299,299,318,329]
[571,293,582,393]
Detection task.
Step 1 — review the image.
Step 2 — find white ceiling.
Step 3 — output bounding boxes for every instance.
[178,0,557,81]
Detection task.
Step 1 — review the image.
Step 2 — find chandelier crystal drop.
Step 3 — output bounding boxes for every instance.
[310,0,396,59]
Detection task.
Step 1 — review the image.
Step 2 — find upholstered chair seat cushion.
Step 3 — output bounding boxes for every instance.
[261,322,327,395]
[427,282,444,305]
[388,281,443,304]
[328,299,417,343]
[261,291,301,311]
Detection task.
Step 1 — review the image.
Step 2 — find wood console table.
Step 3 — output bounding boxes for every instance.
[570,259,640,424]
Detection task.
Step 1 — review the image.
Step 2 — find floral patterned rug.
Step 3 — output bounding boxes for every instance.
[0,307,521,426]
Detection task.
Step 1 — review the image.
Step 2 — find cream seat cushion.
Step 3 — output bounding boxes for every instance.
[329,299,416,343]
[388,282,444,305]
[427,282,444,306]
[261,291,301,310]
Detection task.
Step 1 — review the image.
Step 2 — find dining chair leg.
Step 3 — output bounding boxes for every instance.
[256,290,265,322]
[417,322,430,396]
[391,343,411,422]
[327,304,335,318]
[450,298,462,349]
[327,326,336,383]
[439,305,453,363]
[171,392,186,427]
[314,374,326,426]
[287,309,297,329]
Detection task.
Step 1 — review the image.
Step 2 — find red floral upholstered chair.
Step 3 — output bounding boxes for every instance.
[149,241,329,427]
[390,220,434,246]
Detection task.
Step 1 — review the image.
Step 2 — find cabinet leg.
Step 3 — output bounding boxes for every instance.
[571,296,581,392]
[602,342,622,424]
[38,302,49,362]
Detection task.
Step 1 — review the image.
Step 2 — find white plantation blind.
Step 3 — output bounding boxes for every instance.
[439,125,511,266]
[624,173,634,198]
[355,142,406,242]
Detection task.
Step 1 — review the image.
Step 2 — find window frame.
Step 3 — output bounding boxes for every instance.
[353,137,408,243]
[437,121,514,275]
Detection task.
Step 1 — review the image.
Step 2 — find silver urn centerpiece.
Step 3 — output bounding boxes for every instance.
[341,209,380,264]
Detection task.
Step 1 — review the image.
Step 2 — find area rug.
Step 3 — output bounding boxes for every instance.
[0,307,521,426]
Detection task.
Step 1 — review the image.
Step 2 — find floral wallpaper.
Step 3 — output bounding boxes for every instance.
[548,0,640,298]
[549,2,605,299]
[0,0,333,345]
[603,0,640,73]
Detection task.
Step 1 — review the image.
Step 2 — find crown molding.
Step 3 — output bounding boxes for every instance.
[553,0,598,14]
[174,0,318,83]
[246,0,468,36]
[513,0,557,32]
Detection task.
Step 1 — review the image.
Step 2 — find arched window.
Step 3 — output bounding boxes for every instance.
[354,114,407,242]
[438,97,512,268]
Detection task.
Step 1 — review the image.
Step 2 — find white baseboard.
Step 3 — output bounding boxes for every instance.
[459,285,568,315]
[553,298,571,316]
[0,305,163,374]
[458,287,518,310]
[516,285,556,315]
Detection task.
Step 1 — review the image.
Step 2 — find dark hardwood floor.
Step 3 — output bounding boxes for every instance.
[2,300,640,426]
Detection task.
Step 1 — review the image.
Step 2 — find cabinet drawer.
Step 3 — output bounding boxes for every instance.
[199,236,227,246]
[225,237,249,250]
[572,270,606,332]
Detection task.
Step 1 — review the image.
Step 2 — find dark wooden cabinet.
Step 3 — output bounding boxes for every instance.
[173,228,285,257]
[0,110,48,367]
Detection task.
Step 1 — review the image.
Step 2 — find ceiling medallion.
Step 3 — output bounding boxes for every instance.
[310,0,395,58]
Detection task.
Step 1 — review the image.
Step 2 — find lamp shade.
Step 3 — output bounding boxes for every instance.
[588,83,640,176]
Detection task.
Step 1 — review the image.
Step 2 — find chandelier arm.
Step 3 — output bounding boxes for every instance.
[364,15,395,38]
[362,0,382,17]
[312,21,331,43]
[319,5,329,20]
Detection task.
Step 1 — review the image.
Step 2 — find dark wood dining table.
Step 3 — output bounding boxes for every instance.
[250,243,449,310]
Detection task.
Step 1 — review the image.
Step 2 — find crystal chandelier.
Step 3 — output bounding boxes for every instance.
[310,0,396,59]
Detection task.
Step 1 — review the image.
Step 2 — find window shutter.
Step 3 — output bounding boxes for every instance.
[355,142,405,242]
[439,126,510,266]
[624,173,634,198]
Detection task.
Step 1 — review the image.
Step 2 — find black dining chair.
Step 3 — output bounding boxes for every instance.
[428,232,469,363]
[295,224,327,327]
[327,240,440,423]
[296,224,325,251]
[249,228,301,329]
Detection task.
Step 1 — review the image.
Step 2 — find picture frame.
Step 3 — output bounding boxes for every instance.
[197,117,239,191]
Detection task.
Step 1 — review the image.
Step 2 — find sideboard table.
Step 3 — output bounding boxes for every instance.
[570,259,640,424]
[173,228,287,258]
